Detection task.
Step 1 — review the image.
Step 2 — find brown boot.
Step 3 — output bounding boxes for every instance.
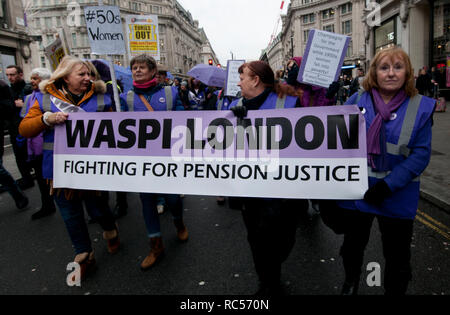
[174,219,189,242]
[103,226,120,254]
[74,251,96,281]
[140,237,164,270]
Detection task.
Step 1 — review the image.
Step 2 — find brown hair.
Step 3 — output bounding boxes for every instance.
[362,46,418,97]
[130,54,157,72]
[239,61,299,98]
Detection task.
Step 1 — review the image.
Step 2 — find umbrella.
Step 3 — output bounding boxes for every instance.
[166,71,174,80]
[187,64,226,88]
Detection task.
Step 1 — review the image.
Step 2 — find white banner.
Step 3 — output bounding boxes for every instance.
[54,155,367,199]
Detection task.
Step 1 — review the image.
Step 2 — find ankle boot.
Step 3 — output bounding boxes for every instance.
[141,237,164,270]
[174,219,189,241]
[10,184,29,210]
[74,251,96,281]
[31,204,56,220]
[103,226,120,254]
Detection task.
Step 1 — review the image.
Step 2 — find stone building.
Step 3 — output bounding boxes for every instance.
[0,0,34,81]
[264,0,366,77]
[23,0,219,76]
[363,0,449,90]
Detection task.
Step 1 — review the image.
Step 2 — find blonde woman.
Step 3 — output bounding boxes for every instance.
[19,56,119,280]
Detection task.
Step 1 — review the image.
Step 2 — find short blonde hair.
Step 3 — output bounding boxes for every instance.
[39,56,90,91]
[362,46,418,97]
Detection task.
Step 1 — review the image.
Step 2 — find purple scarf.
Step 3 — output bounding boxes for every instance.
[367,88,407,171]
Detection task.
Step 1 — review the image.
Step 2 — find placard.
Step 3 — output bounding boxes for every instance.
[125,15,160,61]
[44,38,66,71]
[84,6,126,55]
[53,106,368,200]
[225,60,245,97]
[297,29,350,88]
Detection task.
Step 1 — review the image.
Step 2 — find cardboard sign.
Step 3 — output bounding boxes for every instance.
[125,15,160,61]
[44,38,66,71]
[225,60,245,97]
[53,106,368,199]
[84,6,126,55]
[298,30,350,88]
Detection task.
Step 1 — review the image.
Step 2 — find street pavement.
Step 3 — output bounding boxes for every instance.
[0,104,450,297]
[420,103,450,213]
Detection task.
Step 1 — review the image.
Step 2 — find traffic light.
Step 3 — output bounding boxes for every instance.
[208,59,213,65]
[217,64,221,68]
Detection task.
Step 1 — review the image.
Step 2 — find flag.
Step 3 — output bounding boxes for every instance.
[280,1,285,10]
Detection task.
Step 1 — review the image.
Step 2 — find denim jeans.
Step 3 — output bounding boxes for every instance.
[139,193,183,238]
[54,191,116,255]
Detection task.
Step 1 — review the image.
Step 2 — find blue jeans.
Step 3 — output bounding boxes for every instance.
[54,191,116,255]
[139,193,183,238]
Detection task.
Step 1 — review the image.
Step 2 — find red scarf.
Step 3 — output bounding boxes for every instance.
[133,78,158,89]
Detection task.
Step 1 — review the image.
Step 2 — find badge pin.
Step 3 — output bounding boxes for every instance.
[361,108,367,114]
[390,113,397,121]
[159,97,166,103]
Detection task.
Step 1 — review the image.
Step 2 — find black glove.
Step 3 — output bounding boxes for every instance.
[363,180,392,206]
[326,81,340,99]
[231,105,248,119]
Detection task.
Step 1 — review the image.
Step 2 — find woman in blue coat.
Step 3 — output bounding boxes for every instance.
[120,55,187,270]
[336,47,435,295]
[229,61,307,295]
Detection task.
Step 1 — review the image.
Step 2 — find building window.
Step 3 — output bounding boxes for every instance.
[83,54,91,59]
[152,6,162,14]
[72,33,77,47]
[304,30,310,41]
[322,9,335,20]
[341,2,353,14]
[342,20,352,34]
[45,17,52,29]
[302,13,315,24]
[323,24,335,33]
[41,56,46,67]
[346,41,353,57]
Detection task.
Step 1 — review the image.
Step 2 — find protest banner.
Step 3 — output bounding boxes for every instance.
[53,106,368,200]
[44,37,66,71]
[297,29,350,88]
[125,15,160,61]
[84,5,126,55]
[225,60,245,97]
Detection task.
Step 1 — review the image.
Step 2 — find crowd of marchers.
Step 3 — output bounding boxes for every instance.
[0,45,436,296]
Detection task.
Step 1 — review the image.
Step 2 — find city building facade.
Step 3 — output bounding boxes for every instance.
[0,0,34,81]
[22,0,219,77]
[363,0,449,91]
[275,0,366,77]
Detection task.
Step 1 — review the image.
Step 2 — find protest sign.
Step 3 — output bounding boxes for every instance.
[44,38,66,71]
[297,30,350,88]
[125,15,160,61]
[225,60,245,97]
[53,106,368,199]
[84,6,126,55]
